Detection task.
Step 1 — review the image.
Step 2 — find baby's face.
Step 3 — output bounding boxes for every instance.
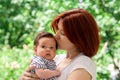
[34,37,56,60]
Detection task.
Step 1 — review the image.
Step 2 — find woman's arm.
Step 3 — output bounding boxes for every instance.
[35,68,60,79]
[18,65,39,80]
[67,68,91,80]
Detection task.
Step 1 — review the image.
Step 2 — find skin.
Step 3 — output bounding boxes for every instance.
[19,19,92,80]
[34,37,56,60]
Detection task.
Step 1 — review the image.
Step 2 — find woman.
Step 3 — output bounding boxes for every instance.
[19,8,100,80]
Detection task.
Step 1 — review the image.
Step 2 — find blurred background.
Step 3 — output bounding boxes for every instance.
[0,0,120,80]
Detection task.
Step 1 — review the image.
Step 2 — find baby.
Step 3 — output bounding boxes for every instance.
[30,31,60,80]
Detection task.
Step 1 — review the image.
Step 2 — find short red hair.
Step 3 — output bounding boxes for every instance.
[51,9,100,58]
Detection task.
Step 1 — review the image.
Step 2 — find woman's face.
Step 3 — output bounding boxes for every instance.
[55,19,75,51]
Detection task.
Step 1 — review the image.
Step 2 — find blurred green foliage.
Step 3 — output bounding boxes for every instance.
[0,45,33,79]
[0,0,120,80]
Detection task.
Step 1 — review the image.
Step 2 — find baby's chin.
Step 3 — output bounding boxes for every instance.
[44,55,53,60]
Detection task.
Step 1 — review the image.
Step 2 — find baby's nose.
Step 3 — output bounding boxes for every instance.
[46,47,50,50]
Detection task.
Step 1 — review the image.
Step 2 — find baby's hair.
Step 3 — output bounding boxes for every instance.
[34,31,58,49]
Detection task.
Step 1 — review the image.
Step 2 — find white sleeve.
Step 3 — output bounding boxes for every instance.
[70,55,96,80]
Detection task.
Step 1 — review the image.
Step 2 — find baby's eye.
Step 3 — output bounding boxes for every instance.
[41,45,46,48]
[50,46,55,49]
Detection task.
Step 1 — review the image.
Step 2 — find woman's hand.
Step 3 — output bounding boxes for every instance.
[18,65,39,80]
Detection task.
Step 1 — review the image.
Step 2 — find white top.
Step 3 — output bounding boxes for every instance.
[54,53,96,80]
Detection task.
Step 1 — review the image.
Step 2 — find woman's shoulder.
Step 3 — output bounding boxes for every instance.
[74,54,96,66]
[70,54,96,80]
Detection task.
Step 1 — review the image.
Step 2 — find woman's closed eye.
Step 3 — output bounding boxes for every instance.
[56,30,65,36]
[60,31,65,36]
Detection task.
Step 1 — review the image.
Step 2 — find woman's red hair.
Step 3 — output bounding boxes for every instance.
[51,9,100,58]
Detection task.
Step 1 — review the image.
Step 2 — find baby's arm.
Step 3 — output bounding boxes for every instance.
[35,68,60,79]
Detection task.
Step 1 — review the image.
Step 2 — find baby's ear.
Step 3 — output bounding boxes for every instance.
[34,46,37,54]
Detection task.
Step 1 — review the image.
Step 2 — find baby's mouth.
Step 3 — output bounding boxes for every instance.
[46,53,50,56]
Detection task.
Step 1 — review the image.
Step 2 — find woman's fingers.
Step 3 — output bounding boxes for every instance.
[23,76,37,80]
[24,72,38,78]
[31,73,39,78]
[24,66,39,79]
[26,65,36,72]
[18,72,39,80]
[18,74,33,80]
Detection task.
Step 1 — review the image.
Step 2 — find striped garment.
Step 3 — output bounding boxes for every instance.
[30,56,57,80]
